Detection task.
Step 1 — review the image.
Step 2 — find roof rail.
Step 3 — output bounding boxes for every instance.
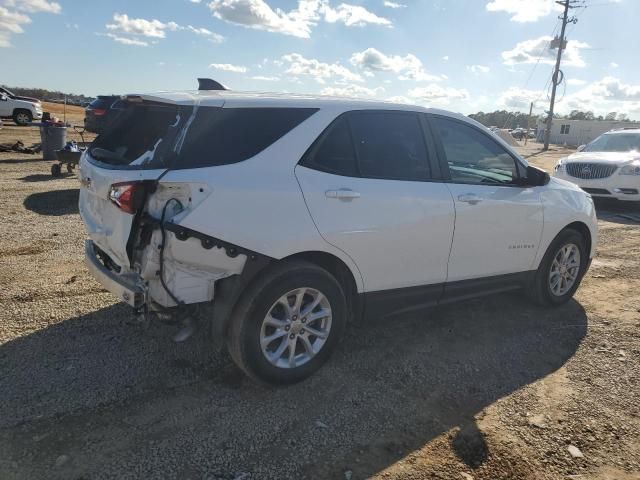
[198,78,227,91]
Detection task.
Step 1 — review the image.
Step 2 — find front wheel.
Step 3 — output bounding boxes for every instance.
[13,110,32,126]
[528,229,589,306]
[227,260,347,385]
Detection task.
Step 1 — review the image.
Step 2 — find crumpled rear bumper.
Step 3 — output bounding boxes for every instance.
[84,240,145,308]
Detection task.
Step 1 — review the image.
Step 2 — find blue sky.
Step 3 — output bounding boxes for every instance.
[2,0,639,119]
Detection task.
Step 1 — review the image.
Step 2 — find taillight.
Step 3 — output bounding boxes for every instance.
[91,108,107,116]
[109,182,144,214]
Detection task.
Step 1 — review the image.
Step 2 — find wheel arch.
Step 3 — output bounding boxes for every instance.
[564,221,592,257]
[283,251,363,323]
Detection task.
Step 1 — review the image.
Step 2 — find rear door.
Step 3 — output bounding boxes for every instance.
[427,114,543,288]
[296,110,455,304]
[79,97,222,269]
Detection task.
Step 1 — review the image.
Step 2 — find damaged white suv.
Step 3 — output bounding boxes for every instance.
[80,87,598,384]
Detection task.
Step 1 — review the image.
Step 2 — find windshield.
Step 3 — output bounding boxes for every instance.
[583,132,640,152]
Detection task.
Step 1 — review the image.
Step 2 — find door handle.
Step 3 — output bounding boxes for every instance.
[325,189,361,200]
[457,193,482,205]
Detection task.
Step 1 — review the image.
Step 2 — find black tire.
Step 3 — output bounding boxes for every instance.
[51,163,61,177]
[227,260,347,385]
[528,228,589,306]
[13,109,32,126]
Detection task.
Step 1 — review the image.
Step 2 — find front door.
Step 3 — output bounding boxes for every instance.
[428,115,544,285]
[295,110,455,300]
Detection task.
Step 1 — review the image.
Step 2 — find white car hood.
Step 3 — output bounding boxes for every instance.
[565,151,640,165]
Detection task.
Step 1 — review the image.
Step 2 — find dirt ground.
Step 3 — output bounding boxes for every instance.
[0,118,638,480]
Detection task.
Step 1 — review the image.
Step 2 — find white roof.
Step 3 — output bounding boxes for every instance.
[604,128,640,135]
[126,89,462,117]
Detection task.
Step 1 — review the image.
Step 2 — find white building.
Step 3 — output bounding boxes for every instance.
[536,119,639,146]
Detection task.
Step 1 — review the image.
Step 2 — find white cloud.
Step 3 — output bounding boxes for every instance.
[468,64,490,74]
[587,76,640,102]
[206,0,391,38]
[321,84,384,98]
[386,95,413,105]
[107,13,179,38]
[610,62,619,68]
[186,25,224,42]
[567,78,586,86]
[555,77,640,117]
[103,13,223,45]
[486,0,560,23]
[3,0,61,14]
[497,87,543,109]
[408,84,469,105]
[251,75,279,81]
[210,62,247,73]
[502,36,589,68]
[349,47,440,81]
[282,53,362,83]
[322,3,391,27]
[383,1,406,8]
[103,32,149,46]
[0,2,66,48]
[442,55,449,61]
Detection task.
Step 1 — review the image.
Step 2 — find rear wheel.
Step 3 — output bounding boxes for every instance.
[13,110,32,126]
[51,163,61,177]
[227,260,347,385]
[528,229,588,306]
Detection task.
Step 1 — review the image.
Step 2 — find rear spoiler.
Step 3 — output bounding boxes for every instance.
[198,78,227,91]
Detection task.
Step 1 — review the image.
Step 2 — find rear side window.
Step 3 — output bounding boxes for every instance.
[300,117,358,177]
[431,116,519,185]
[175,108,317,169]
[89,105,317,169]
[301,110,431,181]
[349,111,430,181]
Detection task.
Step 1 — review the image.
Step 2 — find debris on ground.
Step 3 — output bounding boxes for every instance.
[0,140,41,154]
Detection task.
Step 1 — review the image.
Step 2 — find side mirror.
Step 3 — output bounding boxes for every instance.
[522,165,550,187]
[0,94,7,101]
[577,144,586,152]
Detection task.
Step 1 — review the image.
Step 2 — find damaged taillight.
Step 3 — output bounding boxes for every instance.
[109,182,145,214]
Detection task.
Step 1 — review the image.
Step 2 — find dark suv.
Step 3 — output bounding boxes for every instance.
[84,95,125,134]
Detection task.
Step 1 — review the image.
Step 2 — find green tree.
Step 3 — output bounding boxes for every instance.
[605,112,617,120]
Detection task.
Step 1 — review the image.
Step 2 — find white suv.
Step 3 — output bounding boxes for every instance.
[554,128,640,202]
[79,88,598,384]
[0,87,43,126]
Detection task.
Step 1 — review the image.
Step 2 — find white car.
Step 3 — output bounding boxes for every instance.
[79,86,598,384]
[0,87,43,126]
[554,128,640,202]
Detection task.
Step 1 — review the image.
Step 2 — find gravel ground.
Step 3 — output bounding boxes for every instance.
[0,120,639,480]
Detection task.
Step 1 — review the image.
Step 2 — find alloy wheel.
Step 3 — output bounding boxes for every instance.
[548,243,581,296]
[260,287,332,369]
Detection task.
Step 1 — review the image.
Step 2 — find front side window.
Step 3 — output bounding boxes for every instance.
[431,116,519,185]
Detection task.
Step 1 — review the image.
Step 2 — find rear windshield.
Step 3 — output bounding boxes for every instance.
[583,133,640,152]
[88,103,317,169]
[89,97,118,109]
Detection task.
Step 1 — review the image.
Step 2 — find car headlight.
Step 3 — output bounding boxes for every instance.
[619,160,640,176]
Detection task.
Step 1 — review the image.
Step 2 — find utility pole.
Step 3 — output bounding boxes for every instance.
[543,0,580,150]
[525,101,533,146]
